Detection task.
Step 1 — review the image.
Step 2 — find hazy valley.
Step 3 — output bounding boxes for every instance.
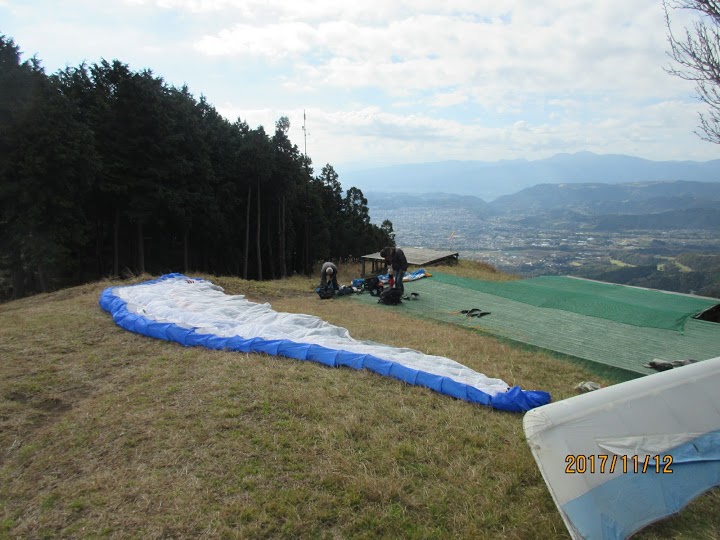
[342,151,720,200]
[366,180,720,298]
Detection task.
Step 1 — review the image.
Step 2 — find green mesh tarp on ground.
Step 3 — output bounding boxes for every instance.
[349,274,720,380]
[429,274,718,332]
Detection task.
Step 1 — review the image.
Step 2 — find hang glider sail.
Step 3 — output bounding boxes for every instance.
[524,356,720,539]
[99,274,550,412]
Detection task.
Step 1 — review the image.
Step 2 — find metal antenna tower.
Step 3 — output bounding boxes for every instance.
[302,109,308,165]
[302,109,310,273]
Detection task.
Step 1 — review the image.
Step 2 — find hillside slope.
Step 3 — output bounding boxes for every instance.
[1,264,718,538]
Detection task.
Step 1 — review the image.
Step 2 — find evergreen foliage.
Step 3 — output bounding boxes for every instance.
[0,36,394,299]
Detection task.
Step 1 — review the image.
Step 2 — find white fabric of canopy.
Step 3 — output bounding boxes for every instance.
[117,276,510,396]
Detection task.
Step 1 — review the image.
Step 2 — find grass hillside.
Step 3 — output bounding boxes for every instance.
[1,261,718,539]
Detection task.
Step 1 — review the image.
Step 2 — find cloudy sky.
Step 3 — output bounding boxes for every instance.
[2,0,718,173]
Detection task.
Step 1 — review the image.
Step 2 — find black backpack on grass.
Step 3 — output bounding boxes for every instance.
[378,287,403,305]
[363,276,384,296]
[317,286,335,299]
[336,285,355,296]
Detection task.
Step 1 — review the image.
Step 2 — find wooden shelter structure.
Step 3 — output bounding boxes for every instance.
[359,247,459,276]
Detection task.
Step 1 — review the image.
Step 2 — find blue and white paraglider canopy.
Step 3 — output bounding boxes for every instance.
[99,274,550,412]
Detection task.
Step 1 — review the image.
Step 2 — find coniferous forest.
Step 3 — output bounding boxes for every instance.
[0,36,395,300]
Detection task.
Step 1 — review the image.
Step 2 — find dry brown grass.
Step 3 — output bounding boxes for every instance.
[425,259,521,282]
[1,262,717,539]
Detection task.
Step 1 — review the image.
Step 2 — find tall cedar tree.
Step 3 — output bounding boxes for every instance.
[0,35,394,299]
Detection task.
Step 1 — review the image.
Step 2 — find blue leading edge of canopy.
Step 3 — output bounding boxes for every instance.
[99,274,551,413]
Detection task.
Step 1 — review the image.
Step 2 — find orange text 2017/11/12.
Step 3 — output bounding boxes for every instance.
[564,454,673,474]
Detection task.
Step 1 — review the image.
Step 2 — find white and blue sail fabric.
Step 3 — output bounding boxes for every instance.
[523,356,720,539]
[99,274,550,412]
[378,268,430,284]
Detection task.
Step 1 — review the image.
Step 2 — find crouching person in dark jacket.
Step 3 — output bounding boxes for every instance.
[380,247,408,292]
[320,261,340,291]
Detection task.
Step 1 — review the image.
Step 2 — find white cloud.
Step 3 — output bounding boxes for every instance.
[5,0,718,170]
[128,0,514,21]
[429,90,469,108]
[195,22,318,58]
[274,99,717,168]
[214,104,279,130]
[189,1,682,106]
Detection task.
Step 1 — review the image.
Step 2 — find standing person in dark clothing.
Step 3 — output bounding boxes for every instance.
[320,261,340,291]
[380,247,408,292]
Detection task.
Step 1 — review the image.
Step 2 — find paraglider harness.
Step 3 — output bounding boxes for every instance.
[336,285,355,296]
[378,287,403,305]
[363,276,383,296]
[316,285,336,299]
[376,288,420,305]
[316,285,355,299]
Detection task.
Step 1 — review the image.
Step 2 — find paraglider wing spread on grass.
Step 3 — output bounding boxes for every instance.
[99,274,550,412]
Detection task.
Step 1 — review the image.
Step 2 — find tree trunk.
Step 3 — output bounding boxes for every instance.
[267,209,275,279]
[137,221,145,274]
[95,218,104,278]
[243,184,252,280]
[37,265,49,293]
[11,267,25,299]
[113,208,120,276]
[256,182,263,280]
[183,228,189,273]
[280,195,287,277]
[304,219,310,275]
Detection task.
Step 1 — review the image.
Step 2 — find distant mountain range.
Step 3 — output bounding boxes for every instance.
[489,180,720,215]
[364,191,490,211]
[365,180,720,231]
[342,152,720,201]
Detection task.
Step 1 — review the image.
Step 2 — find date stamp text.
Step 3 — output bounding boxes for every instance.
[565,454,673,474]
